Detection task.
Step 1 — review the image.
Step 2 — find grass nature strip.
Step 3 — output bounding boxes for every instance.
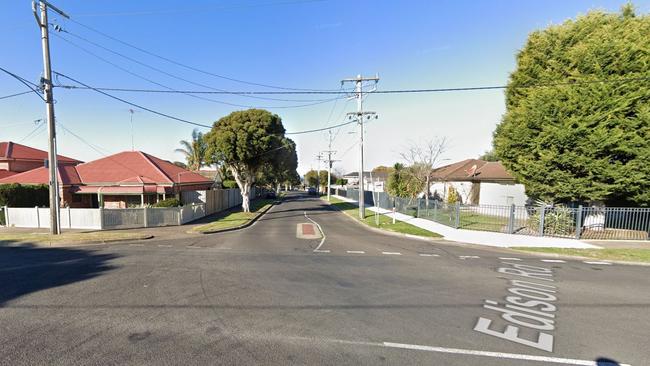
[512,247,650,263]
[193,199,275,233]
[326,196,442,238]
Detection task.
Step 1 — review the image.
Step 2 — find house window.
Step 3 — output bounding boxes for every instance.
[72,194,82,203]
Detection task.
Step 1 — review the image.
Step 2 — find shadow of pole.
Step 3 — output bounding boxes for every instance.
[0,243,118,306]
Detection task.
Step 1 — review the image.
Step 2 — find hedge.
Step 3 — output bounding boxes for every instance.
[0,184,50,207]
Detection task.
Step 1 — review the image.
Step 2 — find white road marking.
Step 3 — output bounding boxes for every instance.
[419,253,440,257]
[498,257,521,261]
[382,251,402,255]
[583,261,612,265]
[541,259,566,263]
[459,255,480,259]
[313,249,330,253]
[305,211,327,253]
[346,250,365,254]
[157,245,172,248]
[187,246,202,249]
[129,244,144,247]
[382,342,631,366]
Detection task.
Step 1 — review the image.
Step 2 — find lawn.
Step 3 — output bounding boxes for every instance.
[0,231,151,246]
[326,197,442,238]
[193,199,274,233]
[512,247,650,263]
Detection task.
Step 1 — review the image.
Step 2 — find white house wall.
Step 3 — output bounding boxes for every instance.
[478,182,528,206]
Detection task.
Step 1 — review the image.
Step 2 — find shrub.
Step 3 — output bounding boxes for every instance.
[447,187,460,205]
[222,180,238,189]
[0,184,49,207]
[527,201,575,236]
[153,198,181,207]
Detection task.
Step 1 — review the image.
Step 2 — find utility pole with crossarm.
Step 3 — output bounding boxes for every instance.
[33,0,69,235]
[342,74,379,219]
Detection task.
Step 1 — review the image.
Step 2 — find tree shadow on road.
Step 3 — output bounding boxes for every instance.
[0,243,118,306]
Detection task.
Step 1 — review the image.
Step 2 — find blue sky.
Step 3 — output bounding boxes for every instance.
[2,0,648,175]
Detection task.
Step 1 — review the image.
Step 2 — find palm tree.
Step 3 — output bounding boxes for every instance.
[175,129,206,171]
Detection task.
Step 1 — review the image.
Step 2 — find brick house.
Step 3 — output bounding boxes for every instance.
[0,150,214,208]
[0,141,82,179]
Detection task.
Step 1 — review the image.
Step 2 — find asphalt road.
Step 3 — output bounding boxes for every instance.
[0,192,648,365]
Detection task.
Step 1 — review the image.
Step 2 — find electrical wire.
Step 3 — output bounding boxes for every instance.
[54,71,212,128]
[65,17,339,92]
[0,90,34,100]
[54,71,359,136]
[0,67,45,102]
[18,120,45,143]
[53,75,650,95]
[53,29,343,108]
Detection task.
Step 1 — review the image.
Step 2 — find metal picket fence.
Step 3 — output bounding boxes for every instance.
[333,188,650,241]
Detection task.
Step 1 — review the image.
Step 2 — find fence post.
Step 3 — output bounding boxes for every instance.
[143,207,149,228]
[416,198,421,218]
[538,206,546,237]
[99,207,104,230]
[433,200,438,221]
[508,204,515,234]
[3,206,9,227]
[575,205,583,239]
[178,207,183,226]
[455,202,461,229]
[68,206,72,229]
[35,206,40,228]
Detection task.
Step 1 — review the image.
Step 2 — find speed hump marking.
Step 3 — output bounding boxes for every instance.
[297,223,321,239]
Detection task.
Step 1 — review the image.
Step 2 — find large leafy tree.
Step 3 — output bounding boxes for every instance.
[205,109,286,212]
[493,4,650,206]
[175,128,207,171]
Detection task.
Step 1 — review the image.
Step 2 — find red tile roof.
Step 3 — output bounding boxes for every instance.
[0,165,81,185]
[430,159,516,182]
[0,170,18,180]
[0,151,213,189]
[0,141,82,164]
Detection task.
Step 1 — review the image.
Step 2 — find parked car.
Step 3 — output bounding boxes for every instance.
[265,191,277,199]
[307,187,317,195]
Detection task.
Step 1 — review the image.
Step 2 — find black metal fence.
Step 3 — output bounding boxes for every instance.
[332,188,650,241]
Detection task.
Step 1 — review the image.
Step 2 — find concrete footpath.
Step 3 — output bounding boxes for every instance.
[331,195,600,249]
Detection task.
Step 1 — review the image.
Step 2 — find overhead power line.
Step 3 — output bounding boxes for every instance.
[54,71,212,128]
[0,90,35,100]
[64,17,339,92]
[53,71,357,136]
[52,28,342,108]
[53,75,650,96]
[0,66,46,101]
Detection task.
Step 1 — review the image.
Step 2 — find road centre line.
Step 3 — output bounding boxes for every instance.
[419,253,440,257]
[157,244,172,248]
[541,259,566,263]
[129,244,144,247]
[346,250,365,254]
[583,261,612,265]
[381,342,631,366]
[459,255,480,259]
[499,257,521,261]
[382,251,402,255]
[313,249,330,253]
[304,211,327,252]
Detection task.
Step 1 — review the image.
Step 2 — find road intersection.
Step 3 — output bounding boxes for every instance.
[0,192,648,365]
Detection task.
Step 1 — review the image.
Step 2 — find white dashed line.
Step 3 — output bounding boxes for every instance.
[187,246,202,249]
[419,253,440,257]
[583,261,612,265]
[129,244,144,247]
[498,257,521,261]
[382,252,402,255]
[541,259,566,263]
[313,249,331,253]
[459,255,480,259]
[346,250,365,254]
[157,245,172,248]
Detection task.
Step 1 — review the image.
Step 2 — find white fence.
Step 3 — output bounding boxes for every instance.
[1,187,266,231]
